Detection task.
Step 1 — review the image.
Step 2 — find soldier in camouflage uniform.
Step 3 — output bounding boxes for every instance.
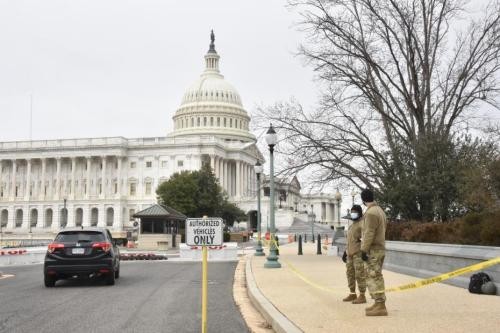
[342,204,366,304]
[360,188,388,316]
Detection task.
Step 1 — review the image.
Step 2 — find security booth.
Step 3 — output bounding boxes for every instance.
[133,204,186,250]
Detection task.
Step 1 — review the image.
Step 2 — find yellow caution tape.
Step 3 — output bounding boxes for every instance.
[384,256,500,293]
[281,256,500,294]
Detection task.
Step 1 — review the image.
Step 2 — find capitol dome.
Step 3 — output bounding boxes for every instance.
[169,31,255,142]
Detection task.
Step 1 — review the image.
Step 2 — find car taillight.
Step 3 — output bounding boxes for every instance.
[48,243,65,253]
[92,242,112,253]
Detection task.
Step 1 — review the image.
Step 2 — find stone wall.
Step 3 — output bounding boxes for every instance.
[137,234,180,250]
[334,238,500,295]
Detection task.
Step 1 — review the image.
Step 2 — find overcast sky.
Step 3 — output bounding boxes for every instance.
[0,0,319,141]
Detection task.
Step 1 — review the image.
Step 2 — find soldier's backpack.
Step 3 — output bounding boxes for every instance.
[468,272,491,294]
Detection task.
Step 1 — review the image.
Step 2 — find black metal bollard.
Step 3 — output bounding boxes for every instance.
[317,234,322,255]
[298,235,303,255]
[294,234,297,242]
[312,233,315,243]
[304,234,307,243]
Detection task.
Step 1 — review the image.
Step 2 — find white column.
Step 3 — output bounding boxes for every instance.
[117,156,122,198]
[41,158,46,200]
[235,161,241,198]
[7,206,15,229]
[221,160,226,192]
[22,205,30,230]
[98,205,106,227]
[10,159,16,200]
[244,163,248,197]
[154,155,160,194]
[82,205,91,227]
[100,156,106,199]
[229,162,233,196]
[67,204,75,227]
[325,202,332,223]
[24,159,31,200]
[213,156,218,179]
[86,157,91,199]
[210,154,215,172]
[115,204,123,230]
[138,157,144,198]
[55,157,61,200]
[38,204,44,229]
[52,204,60,232]
[70,157,76,199]
[217,157,222,183]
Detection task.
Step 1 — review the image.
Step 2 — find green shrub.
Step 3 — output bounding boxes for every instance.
[387,209,500,246]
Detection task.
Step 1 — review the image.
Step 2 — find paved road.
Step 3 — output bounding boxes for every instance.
[0,261,248,333]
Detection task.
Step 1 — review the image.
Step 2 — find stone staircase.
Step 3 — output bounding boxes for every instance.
[279,216,334,239]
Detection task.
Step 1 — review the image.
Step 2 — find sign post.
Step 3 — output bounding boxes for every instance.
[186,217,223,333]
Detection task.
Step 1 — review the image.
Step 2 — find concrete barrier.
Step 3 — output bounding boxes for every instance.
[334,238,500,295]
[0,247,46,266]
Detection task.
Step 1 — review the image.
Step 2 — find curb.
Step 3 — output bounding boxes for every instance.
[245,256,303,333]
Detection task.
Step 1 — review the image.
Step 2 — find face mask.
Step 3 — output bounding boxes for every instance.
[350,213,359,220]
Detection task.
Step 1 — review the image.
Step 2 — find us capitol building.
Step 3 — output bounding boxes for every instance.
[0,33,342,239]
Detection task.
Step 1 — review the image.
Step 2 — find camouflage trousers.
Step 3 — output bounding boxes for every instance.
[364,249,386,302]
[346,252,366,293]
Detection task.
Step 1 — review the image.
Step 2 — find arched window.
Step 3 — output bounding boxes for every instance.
[15,209,23,228]
[1,209,8,228]
[217,117,220,126]
[106,207,114,227]
[204,117,207,126]
[75,208,83,226]
[210,117,214,126]
[191,118,194,127]
[230,118,233,128]
[91,208,98,227]
[224,118,227,127]
[197,118,200,126]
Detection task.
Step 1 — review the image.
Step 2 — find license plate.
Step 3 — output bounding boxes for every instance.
[72,248,85,255]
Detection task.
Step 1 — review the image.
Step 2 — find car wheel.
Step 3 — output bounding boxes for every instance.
[115,266,120,279]
[106,272,115,286]
[44,275,56,287]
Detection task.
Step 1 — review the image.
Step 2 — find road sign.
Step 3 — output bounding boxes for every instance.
[186,217,223,247]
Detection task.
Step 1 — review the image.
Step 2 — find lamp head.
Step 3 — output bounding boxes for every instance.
[254,161,263,175]
[265,124,277,147]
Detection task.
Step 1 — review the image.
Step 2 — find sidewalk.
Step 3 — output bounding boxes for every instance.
[248,242,500,333]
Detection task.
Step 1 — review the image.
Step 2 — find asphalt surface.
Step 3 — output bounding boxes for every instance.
[0,261,248,333]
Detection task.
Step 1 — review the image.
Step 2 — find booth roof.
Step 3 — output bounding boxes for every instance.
[133,204,187,220]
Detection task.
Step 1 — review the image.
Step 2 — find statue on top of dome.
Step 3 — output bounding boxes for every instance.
[209,30,216,53]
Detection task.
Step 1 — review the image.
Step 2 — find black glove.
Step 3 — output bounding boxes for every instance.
[342,251,347,263]
[361,251,368,261]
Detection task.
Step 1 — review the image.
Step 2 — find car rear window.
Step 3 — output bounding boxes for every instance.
[55,231,105,243]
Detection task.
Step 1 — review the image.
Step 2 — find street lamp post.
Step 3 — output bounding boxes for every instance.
[254,161,265,256]
[62,198,67,228]
[264,124,281,268]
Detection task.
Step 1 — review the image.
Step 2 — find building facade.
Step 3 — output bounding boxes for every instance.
[0,33,262,237]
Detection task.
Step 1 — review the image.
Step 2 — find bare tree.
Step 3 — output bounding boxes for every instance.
[255,0,500,219]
